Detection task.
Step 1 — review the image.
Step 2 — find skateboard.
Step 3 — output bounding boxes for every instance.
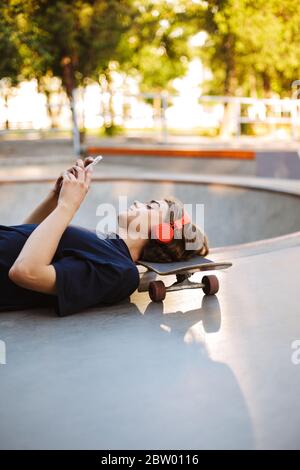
[138,256,232,302]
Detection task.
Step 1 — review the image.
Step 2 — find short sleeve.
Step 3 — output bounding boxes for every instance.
[52,256,138,317]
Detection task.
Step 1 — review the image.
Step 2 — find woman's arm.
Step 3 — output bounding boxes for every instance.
[23,190,59,224]
[23,158,94,224]
[9,166,93,295]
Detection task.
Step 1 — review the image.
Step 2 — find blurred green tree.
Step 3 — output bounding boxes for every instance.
[116,0,193,124]
[2,0,300,138]
[119,1,191,91]
[10,0,137,145]
[188,0,300,134]
[0,1,23,129]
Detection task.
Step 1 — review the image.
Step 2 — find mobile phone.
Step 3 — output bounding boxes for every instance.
[85,155,103,170]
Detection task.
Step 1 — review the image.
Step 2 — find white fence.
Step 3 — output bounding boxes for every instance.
[1,89,300,142]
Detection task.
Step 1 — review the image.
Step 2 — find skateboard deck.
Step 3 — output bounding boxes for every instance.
[138,256,232,276]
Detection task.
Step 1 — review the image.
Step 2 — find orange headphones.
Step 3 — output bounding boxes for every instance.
[153,213,191,244]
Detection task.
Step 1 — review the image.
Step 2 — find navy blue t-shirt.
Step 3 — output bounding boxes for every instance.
[0,224,139,316]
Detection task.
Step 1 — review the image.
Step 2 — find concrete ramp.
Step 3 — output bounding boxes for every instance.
[0,173,300,449]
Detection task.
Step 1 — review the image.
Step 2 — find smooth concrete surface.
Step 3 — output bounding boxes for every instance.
[84,154,256,176]
[1,246,300,449]
[1,168,300,449]
[257,151,300,179]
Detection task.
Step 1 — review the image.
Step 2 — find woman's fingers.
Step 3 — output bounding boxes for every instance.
[67,172,77,181]
[61,160,84,181]
[66,159,93,180]
[76,166,85,182]
[67,164,84,179]
[62,172,69,182]
[85,168,93,189]
[76,159,84,168]
[58,166,91,213]
[62,163,92,191]
[84,157,94,167]
[64,167,85,183]
[62,170,76,181]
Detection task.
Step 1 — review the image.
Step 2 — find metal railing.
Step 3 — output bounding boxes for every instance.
[199,95,300,139]
[1,91,300,143]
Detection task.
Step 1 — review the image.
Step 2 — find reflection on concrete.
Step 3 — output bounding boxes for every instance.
[145,295,222,339]
[0,298,254,450]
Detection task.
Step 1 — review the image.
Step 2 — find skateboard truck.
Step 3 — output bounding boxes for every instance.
[149,273,219,302]
[138,256,232,303]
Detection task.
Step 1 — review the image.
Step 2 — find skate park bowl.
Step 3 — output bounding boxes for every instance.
[1,172,300,450]
[0,175,300,252]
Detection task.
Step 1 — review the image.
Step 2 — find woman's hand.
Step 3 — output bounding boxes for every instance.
[22,158,94,226]
[51,157,95,199]
[57,164,93,215]
[11,160,94,294]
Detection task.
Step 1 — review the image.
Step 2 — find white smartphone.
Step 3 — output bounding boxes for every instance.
[85,155,103,170]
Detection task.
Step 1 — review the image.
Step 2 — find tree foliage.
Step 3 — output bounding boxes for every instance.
[0,1,22,82]
[1,0,300,118]
[9,0,137,94]
[189,0,300,97]
[116,0,192,93]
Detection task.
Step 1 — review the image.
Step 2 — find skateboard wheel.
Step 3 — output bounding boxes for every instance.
[149,281,166,302]
[202,275,219,295]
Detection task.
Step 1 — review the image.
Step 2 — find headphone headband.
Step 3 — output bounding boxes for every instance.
[173,213,191,230]
[154,212,191,244]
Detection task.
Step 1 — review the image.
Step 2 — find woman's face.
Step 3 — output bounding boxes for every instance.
[118,199,169,236]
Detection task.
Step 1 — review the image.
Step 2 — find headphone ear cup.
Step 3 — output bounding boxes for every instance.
[154,223,174,244]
